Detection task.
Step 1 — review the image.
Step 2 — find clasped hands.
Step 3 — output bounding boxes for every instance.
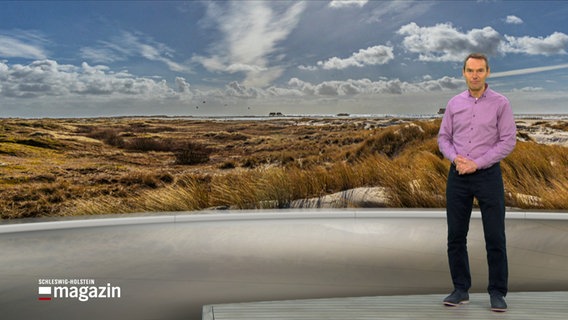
[454,155,478,175]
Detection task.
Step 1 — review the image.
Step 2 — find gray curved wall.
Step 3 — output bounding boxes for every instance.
[1,209,567,320]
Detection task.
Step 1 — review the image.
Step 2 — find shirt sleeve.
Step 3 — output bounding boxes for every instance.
[473,100,517,169]
[437,107,458,163]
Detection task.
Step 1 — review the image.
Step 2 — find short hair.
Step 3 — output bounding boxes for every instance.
[463,53,489,71]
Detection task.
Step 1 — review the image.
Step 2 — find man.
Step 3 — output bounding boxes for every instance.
[438,53,517,312]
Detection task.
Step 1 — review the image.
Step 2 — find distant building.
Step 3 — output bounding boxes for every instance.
[269,112,284,117]
[437,108,446,115]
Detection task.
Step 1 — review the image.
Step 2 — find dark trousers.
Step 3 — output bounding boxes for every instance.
[446,163,508,297]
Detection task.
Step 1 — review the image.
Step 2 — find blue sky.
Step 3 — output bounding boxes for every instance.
[1,0,567,117]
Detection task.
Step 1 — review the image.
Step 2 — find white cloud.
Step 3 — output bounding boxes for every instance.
[510,86,543,92]
[505,15,524,24]
[191,55,225,73]
[193,1,306,87]
[298,65,318,71]
[316,45,394,70]
[225,81,262,98]
[175,77,193,98]
[14,57,455,99]
[329,0,368,8]
[80,31,190,73]
[0,31,48,60]
[0,59,179,98]
[502,32,568,55]
[283,76,462,97]
[491,63,568,78]
[226,63,268,73]
[399,22,568,61]
[398,22,502,62]
[5,58,567,117]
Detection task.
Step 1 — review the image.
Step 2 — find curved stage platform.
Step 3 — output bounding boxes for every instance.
[1,209,568,320]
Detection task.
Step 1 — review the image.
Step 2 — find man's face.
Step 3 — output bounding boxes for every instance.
[463,58,490,94]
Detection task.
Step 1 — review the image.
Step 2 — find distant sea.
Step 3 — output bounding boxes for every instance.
[154,113,568,121]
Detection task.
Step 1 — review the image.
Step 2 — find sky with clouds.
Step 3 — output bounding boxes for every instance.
[1,0,567,118]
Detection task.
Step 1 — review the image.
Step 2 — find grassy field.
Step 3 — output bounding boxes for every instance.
[1,117,567,219]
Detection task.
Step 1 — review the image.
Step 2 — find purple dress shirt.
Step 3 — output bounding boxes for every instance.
[438,86,517,169]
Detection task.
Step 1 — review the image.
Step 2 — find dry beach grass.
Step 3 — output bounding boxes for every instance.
[1,116,567,219]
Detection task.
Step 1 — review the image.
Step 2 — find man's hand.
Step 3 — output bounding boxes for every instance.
[455,155,478,175]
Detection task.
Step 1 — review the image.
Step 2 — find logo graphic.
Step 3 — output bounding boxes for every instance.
[38,286,52,301]
[38,279,121,302]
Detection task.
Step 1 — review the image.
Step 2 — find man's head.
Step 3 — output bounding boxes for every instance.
[463,53,490,97]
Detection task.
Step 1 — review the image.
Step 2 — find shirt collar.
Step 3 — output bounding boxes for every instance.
[468,83,490,99]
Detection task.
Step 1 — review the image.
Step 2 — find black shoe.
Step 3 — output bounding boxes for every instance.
[443,290,469,306]
[490,294,507,312]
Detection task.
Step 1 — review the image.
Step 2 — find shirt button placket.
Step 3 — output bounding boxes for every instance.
[470,113,474,139]
[468,108,475,157]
